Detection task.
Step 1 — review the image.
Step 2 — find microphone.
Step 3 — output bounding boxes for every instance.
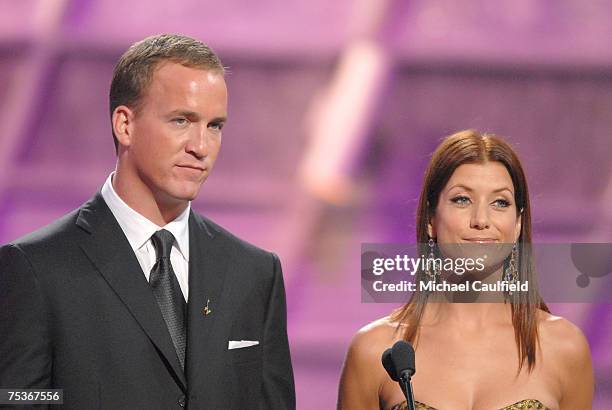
[381,348,398,381]
[381,341,416,410]
[391,340,415,381]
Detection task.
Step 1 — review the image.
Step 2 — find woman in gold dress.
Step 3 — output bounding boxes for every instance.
[337,130,594,409]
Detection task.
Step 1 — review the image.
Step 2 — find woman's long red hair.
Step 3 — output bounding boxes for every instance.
[390,130,549,372]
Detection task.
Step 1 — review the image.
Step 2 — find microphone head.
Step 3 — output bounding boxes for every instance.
[391,341,415,378]
[381,348,399,381]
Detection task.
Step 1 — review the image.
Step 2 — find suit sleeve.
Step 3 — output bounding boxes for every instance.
[0,244,52,390]
[259,253,295,410]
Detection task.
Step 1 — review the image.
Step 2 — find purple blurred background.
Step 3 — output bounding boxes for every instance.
[1,0,611,408]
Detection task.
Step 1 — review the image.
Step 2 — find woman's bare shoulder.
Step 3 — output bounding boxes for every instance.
[537,310,594,406]
[537,310,592,370]
[338,316,404,406]
[538,311,589,346]
[346,316,403,365]
[358,316,400,337]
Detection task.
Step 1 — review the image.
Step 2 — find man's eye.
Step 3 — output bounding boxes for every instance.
[451,196,470,205]
[493,199,511,208]
[172,118,188,126]
[208,122,224,131]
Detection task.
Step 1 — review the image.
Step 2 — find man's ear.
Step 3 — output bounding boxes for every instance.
[112,105,135,148]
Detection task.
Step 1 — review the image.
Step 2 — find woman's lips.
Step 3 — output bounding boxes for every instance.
[462,238,498,243]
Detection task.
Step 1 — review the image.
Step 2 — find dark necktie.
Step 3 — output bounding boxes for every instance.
[150,229,187,370]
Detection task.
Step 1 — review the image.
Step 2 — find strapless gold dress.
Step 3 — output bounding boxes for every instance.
[391,399,546,409]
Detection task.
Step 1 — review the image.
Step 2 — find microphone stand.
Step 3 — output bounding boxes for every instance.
[399,373,415,410]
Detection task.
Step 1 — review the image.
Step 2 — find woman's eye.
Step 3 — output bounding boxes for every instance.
[451,196,470,205]
[493,199,511,208]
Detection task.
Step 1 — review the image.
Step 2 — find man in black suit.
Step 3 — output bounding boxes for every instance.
[0,34,295,409]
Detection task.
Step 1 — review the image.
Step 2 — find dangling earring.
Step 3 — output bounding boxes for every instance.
[425,237,440,286]
[503,243,518,296]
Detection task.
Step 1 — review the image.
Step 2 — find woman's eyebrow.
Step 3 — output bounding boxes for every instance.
[446,184,514,194]
[492,187,514,195]
[447,184,473,192]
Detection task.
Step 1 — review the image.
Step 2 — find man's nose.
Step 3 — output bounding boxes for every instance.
[186,125,208,159]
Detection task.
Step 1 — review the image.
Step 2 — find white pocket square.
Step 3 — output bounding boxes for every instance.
[228,340,259,350]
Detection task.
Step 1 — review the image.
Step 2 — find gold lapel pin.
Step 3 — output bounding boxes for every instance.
[202,299,212,316]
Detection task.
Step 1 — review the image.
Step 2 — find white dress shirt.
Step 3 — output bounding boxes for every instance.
[100,173,190,301]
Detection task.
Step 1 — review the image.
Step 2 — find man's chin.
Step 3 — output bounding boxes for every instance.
[164,184,203,204]
[172,190,200,202]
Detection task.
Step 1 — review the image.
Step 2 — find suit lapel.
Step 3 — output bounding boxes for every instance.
[185,212,231,381]
[76,193,187,390]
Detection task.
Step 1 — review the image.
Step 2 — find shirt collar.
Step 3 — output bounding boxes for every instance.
[100,172,190,261]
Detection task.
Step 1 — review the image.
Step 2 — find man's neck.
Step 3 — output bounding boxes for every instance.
[112,170,188,226]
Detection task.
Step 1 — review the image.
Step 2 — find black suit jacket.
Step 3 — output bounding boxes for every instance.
[0,193,295,409]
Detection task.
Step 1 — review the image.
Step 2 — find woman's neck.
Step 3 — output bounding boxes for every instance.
[422,301,513,329]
